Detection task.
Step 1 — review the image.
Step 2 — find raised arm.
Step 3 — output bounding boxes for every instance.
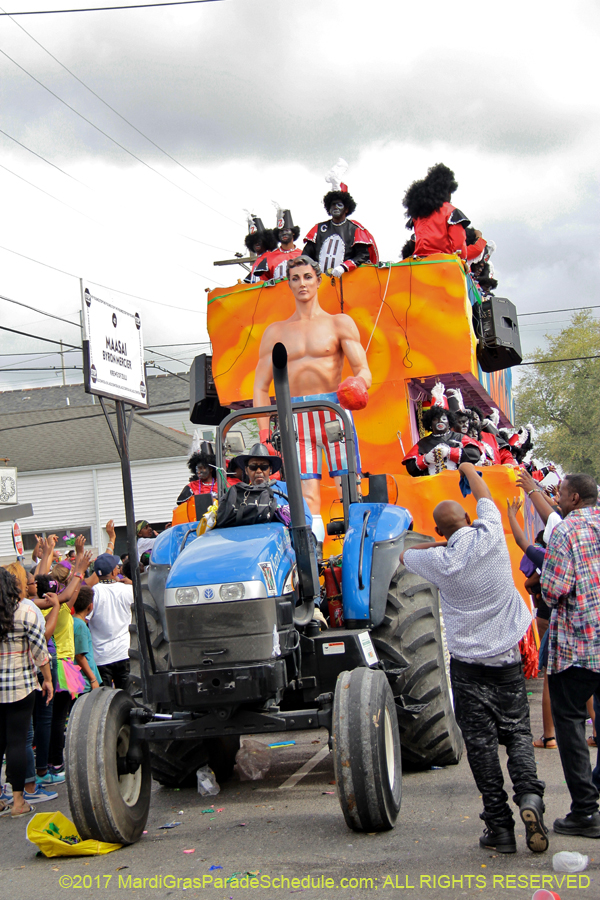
[516,470,556,525]
[506,496,529,553]
[458,461,492,502]
[36,533,58,576]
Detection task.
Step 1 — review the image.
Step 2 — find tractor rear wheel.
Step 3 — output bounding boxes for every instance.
[332,667,401,832]
[66,688,151,844]
[371,531,463,770]
[128,572,169,698]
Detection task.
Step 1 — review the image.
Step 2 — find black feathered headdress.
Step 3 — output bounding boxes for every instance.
[403,163,458,223]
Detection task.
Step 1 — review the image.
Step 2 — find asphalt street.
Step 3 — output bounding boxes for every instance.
[1,676,598,900]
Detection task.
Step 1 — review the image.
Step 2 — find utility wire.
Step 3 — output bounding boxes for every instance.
[0,47,241,225]
[0,160,98,222]
[519,304,600,318]
[0,292,79,327]
[1,3,236,207]
[0,324,81,349]
[519,355,600,366]
[0,0,223,15]
[0,127,88,186]
[0,245,212,312]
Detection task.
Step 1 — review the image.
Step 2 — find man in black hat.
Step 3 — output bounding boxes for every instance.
[244,214,277,284]
[234,443,312,526]
[252,207,302,282]
[303,189,378,277]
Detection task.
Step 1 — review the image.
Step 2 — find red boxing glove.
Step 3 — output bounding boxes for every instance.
[337,376,369,411]
[259,429,279,456]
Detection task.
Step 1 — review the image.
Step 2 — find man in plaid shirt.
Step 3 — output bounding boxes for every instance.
[541,472,600,838]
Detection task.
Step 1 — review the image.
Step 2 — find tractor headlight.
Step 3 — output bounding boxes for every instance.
[219,582,245,601]
[175,587,199,605]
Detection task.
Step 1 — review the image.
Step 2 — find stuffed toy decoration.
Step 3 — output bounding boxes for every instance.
[303,158,378,277]
[403,163,471,261]
[337,375,369,411]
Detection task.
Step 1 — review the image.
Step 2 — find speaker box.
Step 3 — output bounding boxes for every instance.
[189,354,230,425]
[476,297,522,373]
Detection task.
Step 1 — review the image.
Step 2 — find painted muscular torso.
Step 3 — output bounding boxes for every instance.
[261,312,348,396]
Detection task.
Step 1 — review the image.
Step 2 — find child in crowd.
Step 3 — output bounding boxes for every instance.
[73,586,102,692]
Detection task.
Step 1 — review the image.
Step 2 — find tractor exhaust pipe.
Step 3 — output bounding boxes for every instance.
[272,342,320,614]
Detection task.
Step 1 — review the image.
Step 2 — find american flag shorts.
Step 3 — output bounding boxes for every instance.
[292,392,361,480]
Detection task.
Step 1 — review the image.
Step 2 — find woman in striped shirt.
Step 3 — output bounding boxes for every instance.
[0,568,53,818]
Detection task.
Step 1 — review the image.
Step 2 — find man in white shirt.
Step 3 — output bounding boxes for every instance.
[88,553,134,691]
[400,462,547,855]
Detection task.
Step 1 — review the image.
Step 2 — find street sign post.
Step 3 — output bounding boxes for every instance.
[81,283,155,698]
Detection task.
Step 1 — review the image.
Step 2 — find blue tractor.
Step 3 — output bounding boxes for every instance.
[65,344,461,844]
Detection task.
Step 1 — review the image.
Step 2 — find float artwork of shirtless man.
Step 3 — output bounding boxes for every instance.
[253,255,372,543]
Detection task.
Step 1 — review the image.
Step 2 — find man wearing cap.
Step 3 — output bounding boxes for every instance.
[252,208,302,282]
[88,553,134,690]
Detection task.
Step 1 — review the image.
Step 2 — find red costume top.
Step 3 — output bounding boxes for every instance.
[244,251,270,284]
[466,236,487,261]
[403,433,482,477]
[252,246,302,281]
[411,202,470,260]
[480,432,515,466]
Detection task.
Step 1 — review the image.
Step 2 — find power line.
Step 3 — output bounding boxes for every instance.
[0,47,240,226]
[0,292,79,327]
[0,0,223,15]
[519,354,600,367]
[0,160,98,222]
[0,325,81,349]
[519,304,600,318]
[1,4,236,208]
[0,127,88,186]
[0,245,212,312]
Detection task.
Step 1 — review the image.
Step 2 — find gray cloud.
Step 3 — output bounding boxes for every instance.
[1,1,596,168]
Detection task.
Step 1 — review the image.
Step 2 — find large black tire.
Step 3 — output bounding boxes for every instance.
[150,735,241,788]
[65,688,151,844]
[149,738,210,788]
[128,573,169,698]
[371,531,463,770]
[332,667,402,832]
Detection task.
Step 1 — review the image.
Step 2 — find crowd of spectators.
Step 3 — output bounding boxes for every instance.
[0,522,139,819]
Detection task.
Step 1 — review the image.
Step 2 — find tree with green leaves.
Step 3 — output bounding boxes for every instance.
[514,310,600,481]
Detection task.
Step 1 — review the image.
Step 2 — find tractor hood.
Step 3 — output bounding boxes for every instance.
[164,523,295,600]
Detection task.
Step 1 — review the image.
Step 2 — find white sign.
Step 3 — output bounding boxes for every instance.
[0,467,18,505]
[12,522,24,556]
[82,288,148,407]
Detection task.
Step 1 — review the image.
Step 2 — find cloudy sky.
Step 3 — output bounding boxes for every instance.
[1,0,599,393]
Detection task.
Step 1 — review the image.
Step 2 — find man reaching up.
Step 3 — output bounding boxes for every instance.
[400,462,547,855]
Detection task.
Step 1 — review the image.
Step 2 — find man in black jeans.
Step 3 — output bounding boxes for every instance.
[541,473,600,837]
[88,554,134,691]
[401,462,547,854]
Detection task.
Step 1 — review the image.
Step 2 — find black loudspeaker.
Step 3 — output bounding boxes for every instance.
[189,354,230,425]
[476,297,522,373]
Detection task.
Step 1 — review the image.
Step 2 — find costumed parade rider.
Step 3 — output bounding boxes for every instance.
[251,205,302,281]
[176,439,218,505]
[232,443,313,527]
[447,389,516,467]
[253,254,371,552]
[303,158,378,278]
[403,163,473,261]
[243,214,277,284]
[403,384,482,477]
